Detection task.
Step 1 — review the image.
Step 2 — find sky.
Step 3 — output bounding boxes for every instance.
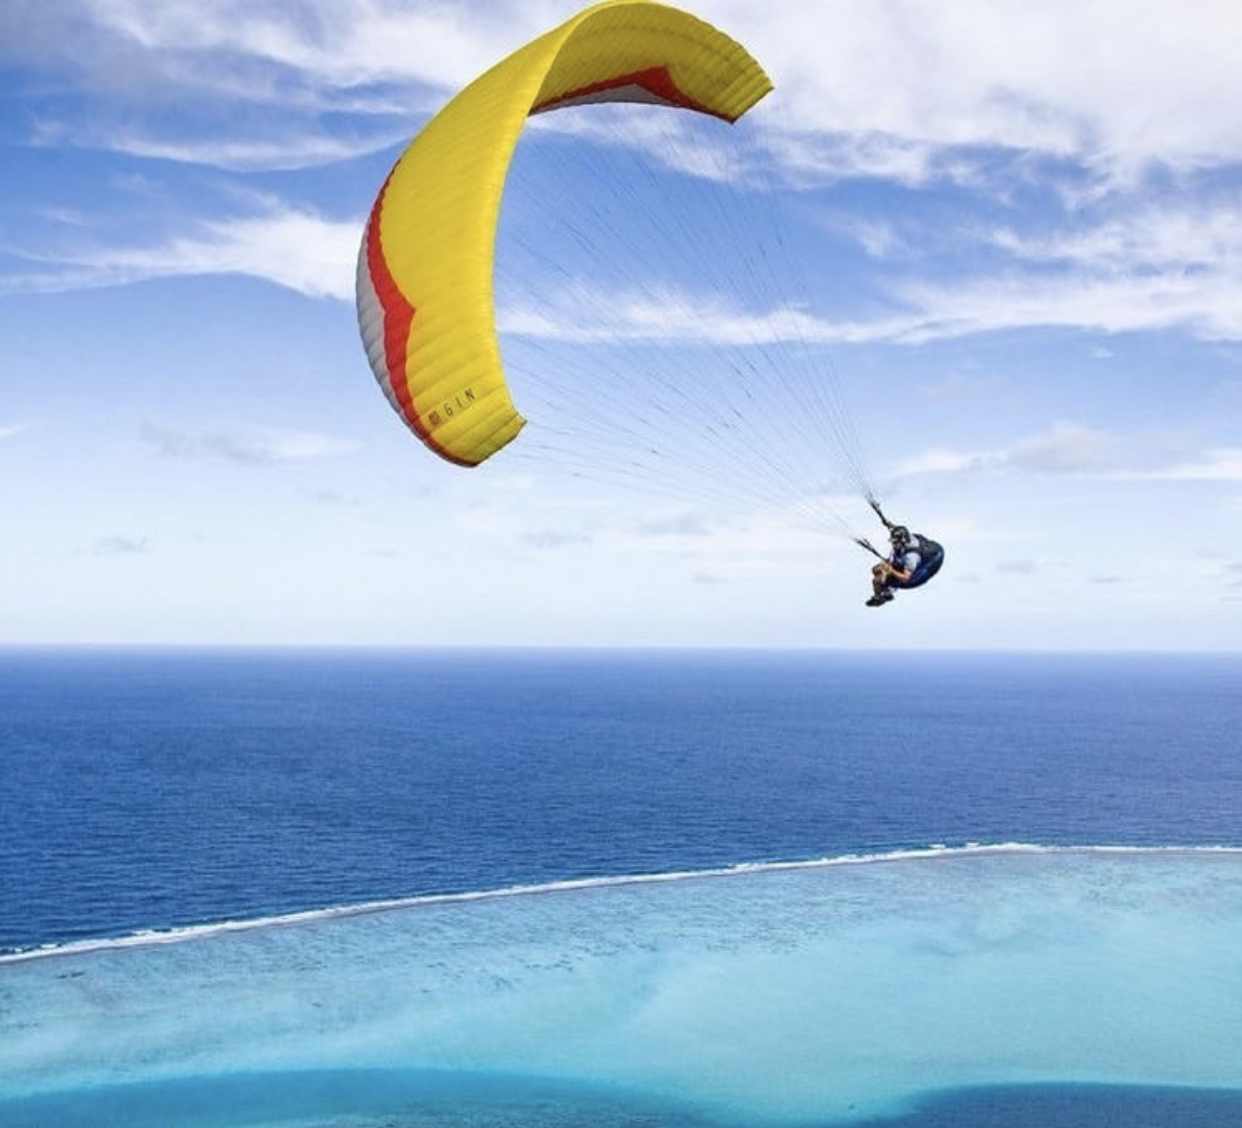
[2,0,1241,650]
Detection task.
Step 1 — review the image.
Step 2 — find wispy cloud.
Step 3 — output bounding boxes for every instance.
[1005,423,1119,475]
[891,266,1242,345]
[9,0,1242,186]
[8,3,1242,358]
[19,186,1222,347]
[72,0,557,91]
[520,528,592,550]
[141,420,356,464]
[500,284,907,347]
[717,0,1242,184]
[1116,449,1242,482]
[525,111,745,185]
[904,201,1242,343]
[6,201,359,298]
[844,217,905,261]
[895,422,1242,482]
[3,0,558,169]
[0,424,29,440]
[985,200,1242,272]
[502,187,1242,347]
[310,489,359,506]
[92,535,149,557]
[635,514,716,538]
[50,124,410,172]
[918,372,1006,402]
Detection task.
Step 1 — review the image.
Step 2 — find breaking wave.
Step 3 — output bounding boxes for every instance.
[4,840,1239,964]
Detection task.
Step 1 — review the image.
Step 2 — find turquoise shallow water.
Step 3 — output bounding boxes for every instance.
[3,849,1241,1127]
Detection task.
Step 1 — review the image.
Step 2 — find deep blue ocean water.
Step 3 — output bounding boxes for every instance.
[3,647,1241,953]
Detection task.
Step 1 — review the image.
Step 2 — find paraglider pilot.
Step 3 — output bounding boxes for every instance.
[859,504,945,608]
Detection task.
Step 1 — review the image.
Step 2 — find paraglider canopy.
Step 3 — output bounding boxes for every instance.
[357,0,773,468]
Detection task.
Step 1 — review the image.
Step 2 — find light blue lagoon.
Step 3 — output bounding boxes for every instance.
[3,847,1241,1127]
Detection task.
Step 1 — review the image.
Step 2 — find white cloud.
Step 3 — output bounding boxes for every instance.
[758,129,940,188]
[891,447,982,477]
[502,187,1242,346]
[141,421,357,464]
[895,423,1242,483]
[92,535,150,557]
[3,0,448,170]
[708,0,1242,183]
[8,202,360,299]
[9,3,1242,356]
[8,0,1242,184]
[899,201,1242,342]
[60,125,409,172]
[19,187,1237,355]
[1117,448,1242,483]
[1006,423,1118,475]
[525,110,768,186]
[77,0,560,91]
[918,372,1005,402]
[850,219,905,261]
[987,204,1242,271]
[4,0,563,169]
[504,262,1242,348]
[0,424,29,440]
[520,528,593,550]
[635,514,716,538]
[892,266,1242,344]
[500,283,911,347]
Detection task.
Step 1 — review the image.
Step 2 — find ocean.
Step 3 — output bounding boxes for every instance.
[2,647,1241,1126]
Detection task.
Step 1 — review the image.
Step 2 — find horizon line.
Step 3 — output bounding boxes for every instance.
[2,642,1241,656]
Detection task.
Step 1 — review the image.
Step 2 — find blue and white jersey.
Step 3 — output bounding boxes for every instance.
[888,533,945,590]
[890,535,923,573]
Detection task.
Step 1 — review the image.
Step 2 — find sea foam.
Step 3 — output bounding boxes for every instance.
[3,840,1238,964]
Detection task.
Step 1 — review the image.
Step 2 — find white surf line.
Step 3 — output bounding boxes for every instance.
[3,842,1241,965]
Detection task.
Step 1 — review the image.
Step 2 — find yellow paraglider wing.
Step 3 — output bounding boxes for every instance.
[357,0,773,466]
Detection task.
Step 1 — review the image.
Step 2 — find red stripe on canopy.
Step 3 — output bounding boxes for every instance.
[366,179,475,468]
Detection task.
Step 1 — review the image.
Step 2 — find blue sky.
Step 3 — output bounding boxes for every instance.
[2,0,1240,649]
